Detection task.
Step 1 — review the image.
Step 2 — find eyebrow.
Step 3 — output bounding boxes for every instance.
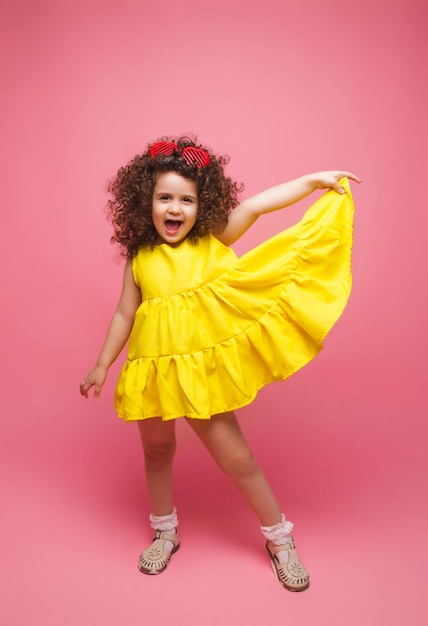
[154,190,197,200]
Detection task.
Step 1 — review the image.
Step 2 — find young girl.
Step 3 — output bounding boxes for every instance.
[80,136,360,592]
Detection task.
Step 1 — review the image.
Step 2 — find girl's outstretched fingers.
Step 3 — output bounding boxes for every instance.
[317,171,362,194]
[337,171,362,194]
[338,171,362,186]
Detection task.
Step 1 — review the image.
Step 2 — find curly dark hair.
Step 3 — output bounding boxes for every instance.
[106,135,243,258]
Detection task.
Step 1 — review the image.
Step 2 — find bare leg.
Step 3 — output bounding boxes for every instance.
[137,418,177,516]
[186,412,282,526]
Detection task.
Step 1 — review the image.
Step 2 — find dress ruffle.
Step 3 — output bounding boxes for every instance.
[115,178,354,421]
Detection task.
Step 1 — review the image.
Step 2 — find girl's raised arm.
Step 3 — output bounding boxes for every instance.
[216,170,361,246]
[80,259,142,399]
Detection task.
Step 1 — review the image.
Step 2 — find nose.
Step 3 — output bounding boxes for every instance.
[168,200,181,215]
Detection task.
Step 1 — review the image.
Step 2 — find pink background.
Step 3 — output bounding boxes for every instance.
[1,0,427,624]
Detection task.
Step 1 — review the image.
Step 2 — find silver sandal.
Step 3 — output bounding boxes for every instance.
[266,538,310,591]
[138,530,180,575]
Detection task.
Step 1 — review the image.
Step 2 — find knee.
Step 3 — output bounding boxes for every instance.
[143,440,176,468]
[219,448,258,480]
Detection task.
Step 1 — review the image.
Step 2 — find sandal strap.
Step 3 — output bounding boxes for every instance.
[266,539,310,592]
[153,530,180,546]
[268,537,295,555]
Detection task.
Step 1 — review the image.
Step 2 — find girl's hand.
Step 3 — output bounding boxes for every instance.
[80,365,107,399]
[315,171,362,194]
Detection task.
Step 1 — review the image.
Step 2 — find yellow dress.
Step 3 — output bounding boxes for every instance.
[115,179,355,421]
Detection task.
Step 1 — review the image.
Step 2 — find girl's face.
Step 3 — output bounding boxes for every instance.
[152,171,198,246]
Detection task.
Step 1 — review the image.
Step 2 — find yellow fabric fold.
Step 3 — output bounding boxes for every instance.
[115,178,354,421]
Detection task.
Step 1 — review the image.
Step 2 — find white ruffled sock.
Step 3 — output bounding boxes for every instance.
[261,514,294,564]
[149,506,178,553]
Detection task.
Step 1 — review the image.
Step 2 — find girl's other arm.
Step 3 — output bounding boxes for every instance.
[217,170,361,246]
[80,259,142,398]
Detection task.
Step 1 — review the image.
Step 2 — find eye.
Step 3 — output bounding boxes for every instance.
[160,195,170,200]
[183,197,193,203]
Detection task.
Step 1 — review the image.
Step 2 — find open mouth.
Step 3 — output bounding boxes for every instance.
[165,220,183,234]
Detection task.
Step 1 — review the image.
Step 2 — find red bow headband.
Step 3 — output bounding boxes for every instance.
[149,141,210,168]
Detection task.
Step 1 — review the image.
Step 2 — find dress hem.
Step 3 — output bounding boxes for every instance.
[116,343,324,422]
